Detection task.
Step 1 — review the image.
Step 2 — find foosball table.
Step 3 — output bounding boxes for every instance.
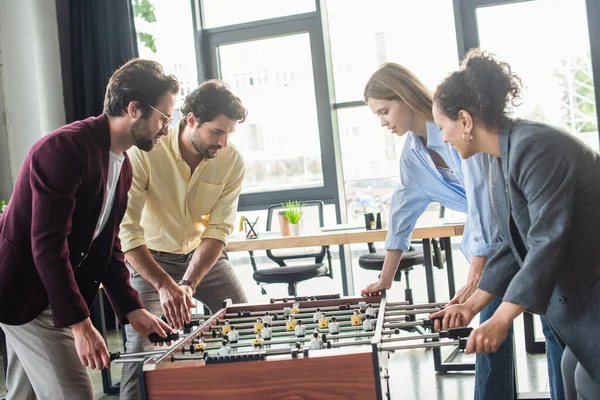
[113,294,472,399]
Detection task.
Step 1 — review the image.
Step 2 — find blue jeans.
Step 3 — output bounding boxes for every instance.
[541,316,565,400]
[475,297,515,400]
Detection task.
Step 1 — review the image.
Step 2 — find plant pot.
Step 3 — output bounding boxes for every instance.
[289,223,301,236]
[278,213,291,236]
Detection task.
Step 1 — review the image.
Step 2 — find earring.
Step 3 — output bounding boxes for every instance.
[462,131,474,142]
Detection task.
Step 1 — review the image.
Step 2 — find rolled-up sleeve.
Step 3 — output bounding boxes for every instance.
[385,148,430,251]
[120,148,150,253]
[201,153,245,245]
[462,153,502,259]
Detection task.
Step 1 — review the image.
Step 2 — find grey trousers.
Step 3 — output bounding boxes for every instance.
[562,346,600,400]
[0,307,94,400]
[119,250,247,399]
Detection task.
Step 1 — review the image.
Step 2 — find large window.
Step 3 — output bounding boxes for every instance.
[202,0,315,29]
[476,0,599,150]
[132,0,198,117]
[218,34,324,194]
[327,0,460,225]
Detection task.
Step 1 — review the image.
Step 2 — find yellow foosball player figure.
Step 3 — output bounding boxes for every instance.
[286,315,297,331]
[291,303,300,314]
[351,310,362,327]
[254,317,264,333]
[253,333,263,348]
[318,312,329,329]
[195,338,206,352]
[222,319,232,336]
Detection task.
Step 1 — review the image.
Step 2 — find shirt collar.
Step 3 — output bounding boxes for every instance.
[168,122,184,161]
[425,121,445,149]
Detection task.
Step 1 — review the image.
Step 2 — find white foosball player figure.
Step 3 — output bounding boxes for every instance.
[328,316,340,334]
[362,315,375,332]
[227,325,240,343]
[351,310,362,326]
[261,323,272,340]
[286,314,297,331]
[254,317,264,333]
[222,319,232,335]
[217,340,232,357]
[366,304,377,318]
[310,331,324,350]
[295,320,306,338]
[262,311,273,325]
[313,308,322,323]
[318,312,329,329]
[358,301,367,312]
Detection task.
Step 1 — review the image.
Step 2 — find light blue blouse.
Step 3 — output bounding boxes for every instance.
[385,121,500,261]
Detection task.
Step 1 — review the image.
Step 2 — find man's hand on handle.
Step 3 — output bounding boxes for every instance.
[71,318,111,370]
[127,308,175,345]
[157,281,196,331]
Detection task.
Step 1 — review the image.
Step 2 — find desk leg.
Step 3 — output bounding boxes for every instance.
[91,289,120,395]
[523,313,546,354]
[338,244,351,296]
[443,237,456,299]
[422,238,436,304]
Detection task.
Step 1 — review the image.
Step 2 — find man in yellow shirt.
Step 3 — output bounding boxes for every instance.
[119,80,248,398]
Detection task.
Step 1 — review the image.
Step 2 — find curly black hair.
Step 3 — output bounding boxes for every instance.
[180,79,247,125]
[434,49,522,129]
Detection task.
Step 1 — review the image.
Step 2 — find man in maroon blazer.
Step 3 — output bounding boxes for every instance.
[0,59,179,398]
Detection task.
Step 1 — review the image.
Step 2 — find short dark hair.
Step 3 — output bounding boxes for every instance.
[103,58,179,117]
[180,79,247,125]
[434,49,522,129]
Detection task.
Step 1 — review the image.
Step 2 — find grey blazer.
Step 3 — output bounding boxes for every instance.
[478,119,600,383]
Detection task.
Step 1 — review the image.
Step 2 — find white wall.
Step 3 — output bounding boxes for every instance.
[0,0,65,200]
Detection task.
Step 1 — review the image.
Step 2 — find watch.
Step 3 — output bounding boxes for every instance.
[178,279,196,292]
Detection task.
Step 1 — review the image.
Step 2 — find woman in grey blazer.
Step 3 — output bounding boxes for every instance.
[430,50,600,399]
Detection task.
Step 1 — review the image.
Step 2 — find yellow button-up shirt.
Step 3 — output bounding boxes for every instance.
[120,125,245,254]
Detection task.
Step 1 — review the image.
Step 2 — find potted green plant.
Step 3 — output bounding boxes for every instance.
[0,200,6,217]
[281,200,305,236]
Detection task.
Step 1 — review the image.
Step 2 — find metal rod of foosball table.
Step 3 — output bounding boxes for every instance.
[379,339,467,352]
[384,308,441,318]
[112,357,148,364]
[110,350,168,360]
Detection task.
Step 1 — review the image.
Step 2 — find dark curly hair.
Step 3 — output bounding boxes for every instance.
[180,80,247,125]
[434,49,522,129]
[104,59,179,117]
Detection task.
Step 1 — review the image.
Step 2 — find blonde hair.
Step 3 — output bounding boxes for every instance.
[364,62,433,121]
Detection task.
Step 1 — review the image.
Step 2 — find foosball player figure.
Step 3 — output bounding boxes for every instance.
[366,303,377,318]
[283,307,291,317]
[362,314,375,332]
[261,323,272,340]
[310,331,324,350]
[312,307,322,322]
[227,325,240,344]
[262,311,273,325]
[318,312,329,329]
[217,340,232,357]
[195,337,206,352]
[313,327,321,338]
[358,301,367,312]
[351,310,362,326]
[222,319,232,336]
[254,317,264,333]
[291,303,300,314]
[286,314,297,331]
[295,320,306,338]
[328,316,340,334]
[253,333,263,348]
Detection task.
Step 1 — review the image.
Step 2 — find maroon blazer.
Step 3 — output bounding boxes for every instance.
[0,114,143,328]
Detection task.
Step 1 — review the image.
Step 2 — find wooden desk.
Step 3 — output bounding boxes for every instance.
[227,223,464,252]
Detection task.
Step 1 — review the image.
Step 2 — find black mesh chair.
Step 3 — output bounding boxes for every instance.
[251,201,333,296]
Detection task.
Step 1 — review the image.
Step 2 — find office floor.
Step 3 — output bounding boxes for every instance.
[0,242,550,399]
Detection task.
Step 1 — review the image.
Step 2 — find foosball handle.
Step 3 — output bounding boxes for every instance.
[148,332,180,343]
[422,317,443,330]
[439,327,473,340]
[110,352,121,361]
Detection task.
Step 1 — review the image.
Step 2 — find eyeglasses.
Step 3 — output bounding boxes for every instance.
[148,105,173,131]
